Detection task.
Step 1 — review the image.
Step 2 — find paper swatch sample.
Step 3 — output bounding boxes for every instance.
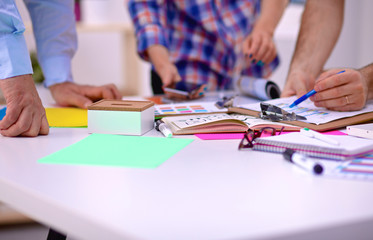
[326,154,373,181]
[155,102,227,117]
[45,108,87,127]
[38,134,193,168]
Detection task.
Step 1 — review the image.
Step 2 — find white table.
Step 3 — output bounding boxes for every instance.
[0,89,373,240]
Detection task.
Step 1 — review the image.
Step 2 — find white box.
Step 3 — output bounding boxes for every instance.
[347,123,373,140]
[88,99,154,135]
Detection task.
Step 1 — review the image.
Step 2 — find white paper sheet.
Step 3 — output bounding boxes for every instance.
[237,96,373,125]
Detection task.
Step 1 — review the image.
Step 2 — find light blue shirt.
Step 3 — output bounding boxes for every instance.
[0,0,77,87]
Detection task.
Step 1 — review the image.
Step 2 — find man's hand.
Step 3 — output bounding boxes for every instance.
[0,75,49,137]
[310,69,368,111]
[49,82,122,109]
[281,70,316,98]
[282,0,344,99]
[155,61,182,89]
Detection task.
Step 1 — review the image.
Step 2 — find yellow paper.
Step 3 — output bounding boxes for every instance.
[45,108,87,127]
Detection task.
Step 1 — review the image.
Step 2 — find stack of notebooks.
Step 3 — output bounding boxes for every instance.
[250,132,373,161]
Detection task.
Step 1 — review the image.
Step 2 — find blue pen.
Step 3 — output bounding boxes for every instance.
[289,70,346,108]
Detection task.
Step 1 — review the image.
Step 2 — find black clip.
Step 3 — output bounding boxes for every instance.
[215,95,236,109]
[260,103,307,122]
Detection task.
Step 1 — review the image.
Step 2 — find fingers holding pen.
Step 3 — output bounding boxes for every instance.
[311,69,368,111]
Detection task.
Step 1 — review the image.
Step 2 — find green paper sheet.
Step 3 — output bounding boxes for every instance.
[38,134,193,168]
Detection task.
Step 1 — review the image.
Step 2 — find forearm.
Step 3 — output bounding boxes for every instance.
[147,45,172,71]
[254,0,288,36]
[128,0,168,61]
[146,45,181,88]
[359,63,373,100]
[289,0,344,77]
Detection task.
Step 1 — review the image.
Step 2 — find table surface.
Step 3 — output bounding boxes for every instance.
[1,88,373,240]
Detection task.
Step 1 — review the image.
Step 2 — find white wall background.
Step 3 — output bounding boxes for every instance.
[14,0,373,95]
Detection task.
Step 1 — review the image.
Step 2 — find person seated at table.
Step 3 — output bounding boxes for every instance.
[0,0,122,137]
[281,0,373,111]
[128,0,288,98]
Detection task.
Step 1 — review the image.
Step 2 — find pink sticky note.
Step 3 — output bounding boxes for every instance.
[195,133,244,140]
[195,130,346,140]
[195,131,293,140]
[321,130,347,135]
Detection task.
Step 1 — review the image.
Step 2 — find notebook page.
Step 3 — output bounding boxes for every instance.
[164,113,297,130]
[169,114,235,129]
[238,97,373,125]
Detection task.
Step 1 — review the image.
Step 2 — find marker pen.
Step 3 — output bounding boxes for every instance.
[283,149,324,175]
[155,120,173,138]
[300,128,340,146]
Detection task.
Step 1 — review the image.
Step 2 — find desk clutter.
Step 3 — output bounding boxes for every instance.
[151,96,373,181]
[3,94,373,177]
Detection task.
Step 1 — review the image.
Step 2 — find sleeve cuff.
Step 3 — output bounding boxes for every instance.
[136,24,168,61]
[40,55,73,87]
[0,34,33,79]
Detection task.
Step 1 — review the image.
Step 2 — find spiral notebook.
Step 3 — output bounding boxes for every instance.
[252,132,373,161]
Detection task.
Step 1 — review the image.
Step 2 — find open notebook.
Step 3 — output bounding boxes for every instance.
[252,132,373,161]
[230,97,373,131]
[161,113,300,135]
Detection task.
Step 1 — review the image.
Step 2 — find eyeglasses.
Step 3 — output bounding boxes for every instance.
[238,126,284,150]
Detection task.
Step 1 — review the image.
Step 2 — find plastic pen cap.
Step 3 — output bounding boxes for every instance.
[283,148,295,162]
[283,149,323,175]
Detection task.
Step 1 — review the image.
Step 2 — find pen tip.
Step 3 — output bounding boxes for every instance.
[289,103,295,108]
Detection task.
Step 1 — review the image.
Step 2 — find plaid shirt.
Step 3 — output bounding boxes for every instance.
[128,0,279,90]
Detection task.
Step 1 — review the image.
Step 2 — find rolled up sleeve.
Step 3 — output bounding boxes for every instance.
[0,0,33,79]
[128,0,168,61]
[24,0,77,87]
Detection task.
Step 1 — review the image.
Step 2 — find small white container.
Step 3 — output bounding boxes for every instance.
[88,99,154,135]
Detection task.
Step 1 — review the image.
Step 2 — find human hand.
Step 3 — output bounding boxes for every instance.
[242,28,277,65]
[310,69,368,111]
[49,82,122,109]
[281,70,316,98]
[155,62,203,100]
[155,62,182,89]
[164,83,207,100]
[0,75,49,137]
[147,44,181,89]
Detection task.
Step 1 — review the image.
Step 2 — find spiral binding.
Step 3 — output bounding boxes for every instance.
[253,139,348,161]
